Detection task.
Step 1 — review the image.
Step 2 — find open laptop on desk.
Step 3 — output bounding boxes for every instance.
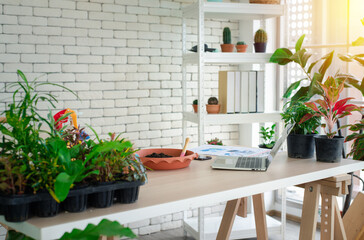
[211,124,293,171]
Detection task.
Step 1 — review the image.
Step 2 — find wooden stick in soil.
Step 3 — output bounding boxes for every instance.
[180,137,190,157]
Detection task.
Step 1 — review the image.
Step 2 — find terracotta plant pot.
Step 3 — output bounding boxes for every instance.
[136,148,198,170]
[206,104,220,114]
[192,104,198,113]
[236,44,248,53]
[220,44,234,52]
[254,42,267,53]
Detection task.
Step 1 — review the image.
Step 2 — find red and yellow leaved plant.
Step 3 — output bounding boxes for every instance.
[299,76,361,138]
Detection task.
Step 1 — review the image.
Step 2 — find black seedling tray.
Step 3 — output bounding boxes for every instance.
[0,180,145,222]
[0,180,144,205]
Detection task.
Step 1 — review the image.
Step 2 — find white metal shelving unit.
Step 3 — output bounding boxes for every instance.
[181,1,286,239]
[181,1,284,145]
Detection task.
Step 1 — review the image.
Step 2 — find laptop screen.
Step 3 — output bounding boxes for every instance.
[266,124,294,166]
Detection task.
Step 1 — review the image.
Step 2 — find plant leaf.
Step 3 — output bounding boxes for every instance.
[6,230,35,240]
[55,172,76,202]
[319,51,334,76]
[269,48,293,65]
[283,79,304,98]
[295,34,305,52]
[352,37,364,46]
[59,219,136,240]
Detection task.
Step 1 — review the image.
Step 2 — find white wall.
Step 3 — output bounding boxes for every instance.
[0,0,248,237]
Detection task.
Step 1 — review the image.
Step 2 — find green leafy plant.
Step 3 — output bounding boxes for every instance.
[28,114,98,202]
[237,41,246,45]
[87,130,147,183]
[270,35,364,103]
[207,137,223,145]
[299,77,360,138]
[0,155,28,195]
[193,99,198,105]
[6,219,136,240]
[281,101,321,135]
[207,97,218,105]
[345,118,364,161]
[223,27,231,44]
[254,29,267,43]
[259,124,276,148]
[259,124,276,149]
[0,70,76,196]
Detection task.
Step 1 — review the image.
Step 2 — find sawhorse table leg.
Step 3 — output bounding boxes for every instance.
[216,193,267,240]
[299,175,350,240]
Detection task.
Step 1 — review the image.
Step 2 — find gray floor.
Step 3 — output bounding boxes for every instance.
[138,217,320,240]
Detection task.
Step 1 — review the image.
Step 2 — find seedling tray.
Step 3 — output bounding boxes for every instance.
[0,180,144,222]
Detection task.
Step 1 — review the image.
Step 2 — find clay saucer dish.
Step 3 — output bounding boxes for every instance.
[136,148,198,170]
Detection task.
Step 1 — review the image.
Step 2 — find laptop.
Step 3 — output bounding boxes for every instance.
[211,124,293,171]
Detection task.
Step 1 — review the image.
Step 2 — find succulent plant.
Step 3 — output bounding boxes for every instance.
[237,41,246,45]
[254,29,267,43]
[207,97,218,105]
[193,99,198,105]
[223,27,231,44]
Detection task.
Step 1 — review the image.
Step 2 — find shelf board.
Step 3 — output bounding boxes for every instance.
[183,52,272,65]
[183,2,284,20]
[183,112,282,125]
[183,214,281,240]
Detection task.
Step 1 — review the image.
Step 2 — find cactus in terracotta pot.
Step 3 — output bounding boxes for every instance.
[236,41,248,53]
[192,99,198,113]
[206,97,220,114]
[220,27,234,52]
[254,29,268,53]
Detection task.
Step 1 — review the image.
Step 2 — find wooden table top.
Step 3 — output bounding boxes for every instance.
[2,152,364,239]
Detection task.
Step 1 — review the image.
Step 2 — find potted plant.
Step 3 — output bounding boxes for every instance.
[281,101,321,158]
[299,77,360,162]
[193,99,198,113]
[220,27,234,52]
[207,137,223,145]
[259,124,276,149]
[206,97,220,114]
[254,29,267,53]
[270,34,364,103]
[86,131,145,208]
[236,41,248,53]
[0,70,77,221]
[345,118,364,161]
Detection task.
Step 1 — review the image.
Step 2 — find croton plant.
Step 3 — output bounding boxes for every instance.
[299,77,361,138]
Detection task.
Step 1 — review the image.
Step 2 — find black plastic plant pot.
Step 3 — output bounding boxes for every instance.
[0,203,4,215]
[35,198,60,217]
[314,135,344,163]
[254,42,267,53]
[4,203,30,222]
[62,194,88,213]
[115,186,140,204]
[89,190,114,208]
[287,133,315,159]
[89,182,115,208]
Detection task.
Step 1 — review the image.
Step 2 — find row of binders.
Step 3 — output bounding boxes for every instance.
[218,71,264,114]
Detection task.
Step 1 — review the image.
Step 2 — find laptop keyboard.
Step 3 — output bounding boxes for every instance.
[235,157,264,169]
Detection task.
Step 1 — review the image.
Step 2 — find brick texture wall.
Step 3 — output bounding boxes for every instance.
[0,0,240,237]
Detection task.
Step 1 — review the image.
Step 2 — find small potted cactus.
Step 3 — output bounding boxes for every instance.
[220,27,234,52]
[236,41,248,53]
[254,29,267,53]
[192,99,198,113]
[206,97,220,114]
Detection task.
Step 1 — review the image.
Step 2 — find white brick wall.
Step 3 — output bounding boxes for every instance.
[0,0,240,237]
